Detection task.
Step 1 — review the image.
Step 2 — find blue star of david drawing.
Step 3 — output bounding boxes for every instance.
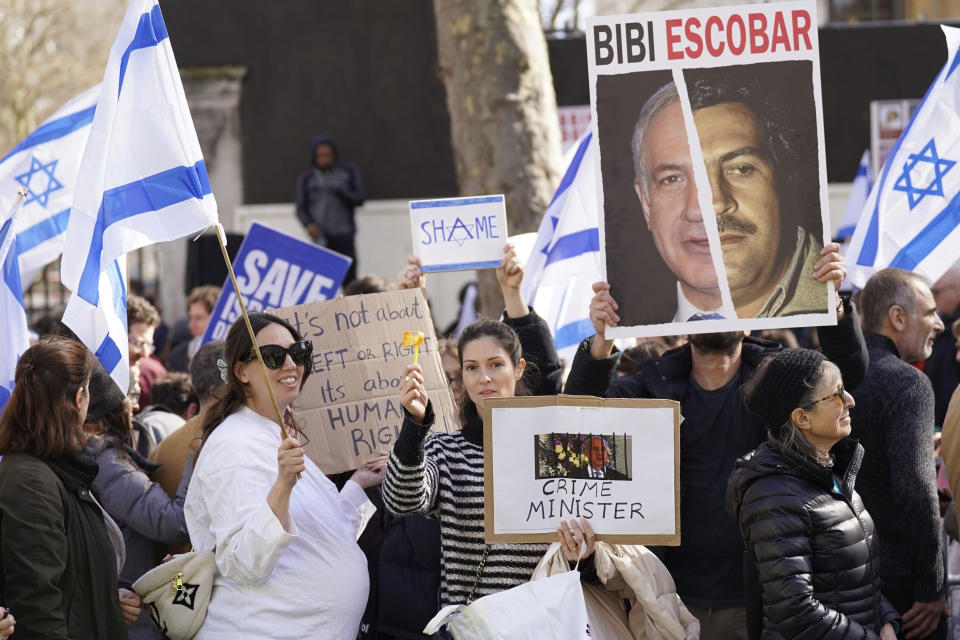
[449,223,475,247]
[892,138,956,210]
[14,156,63,208]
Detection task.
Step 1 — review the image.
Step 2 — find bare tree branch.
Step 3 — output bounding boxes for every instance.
[0,0,124,154]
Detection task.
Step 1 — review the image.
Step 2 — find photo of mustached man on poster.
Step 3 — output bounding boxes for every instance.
[593,15,835,337]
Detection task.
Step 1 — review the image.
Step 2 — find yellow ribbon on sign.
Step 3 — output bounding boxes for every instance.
[403,330,425,364]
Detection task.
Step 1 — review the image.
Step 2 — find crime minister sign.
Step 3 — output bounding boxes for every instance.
[483,396,680,545]
[588,0,834,340]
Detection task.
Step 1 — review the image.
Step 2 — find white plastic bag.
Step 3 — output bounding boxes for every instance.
[424,567,591,640]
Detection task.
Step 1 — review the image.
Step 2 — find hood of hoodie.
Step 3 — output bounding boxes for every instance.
[310,134,339,167]
[725,434,864,529]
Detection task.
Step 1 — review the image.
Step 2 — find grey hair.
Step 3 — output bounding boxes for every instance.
[630,82,680,200]
[859,268,930,333]
[584,435,612,453]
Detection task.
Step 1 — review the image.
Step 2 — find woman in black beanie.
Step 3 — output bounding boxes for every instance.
[726,348,900,640]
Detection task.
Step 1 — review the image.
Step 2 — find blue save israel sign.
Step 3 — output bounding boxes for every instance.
[201,222,352,344]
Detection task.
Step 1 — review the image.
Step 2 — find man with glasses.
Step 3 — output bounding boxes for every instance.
[851,268,947,640]
[127,294,165,410]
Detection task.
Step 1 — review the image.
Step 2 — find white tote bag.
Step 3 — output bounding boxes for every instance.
[424,547,591,640]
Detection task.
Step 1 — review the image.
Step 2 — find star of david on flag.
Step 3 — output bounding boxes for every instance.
[0,85,99,288]
[15,157,64,208]
[845,25,960,288]
[61,0,218,392]
[892,139,955,209]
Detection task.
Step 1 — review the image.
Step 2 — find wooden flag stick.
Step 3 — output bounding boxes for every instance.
[213,223,300,477]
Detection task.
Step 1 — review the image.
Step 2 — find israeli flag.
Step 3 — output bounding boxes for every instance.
[61,0,218,391]
[521,130,602,364]
[846,26,960,288]
[0,86,99,288]
[0,191,31,413]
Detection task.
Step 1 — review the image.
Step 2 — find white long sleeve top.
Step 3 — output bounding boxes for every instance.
[185,406,372,639]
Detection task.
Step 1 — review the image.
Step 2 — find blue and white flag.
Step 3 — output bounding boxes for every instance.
[61,0,218,391]
[0,86,99,288]
[846,26,960,288]
[0,191,31,413]
[836,150,872,243]
[521,130,602,363]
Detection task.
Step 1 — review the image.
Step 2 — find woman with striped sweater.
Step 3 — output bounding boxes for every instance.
[382,244,595,607]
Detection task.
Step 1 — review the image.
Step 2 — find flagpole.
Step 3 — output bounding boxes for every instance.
[12,187,26,214]
[213,223,301,478]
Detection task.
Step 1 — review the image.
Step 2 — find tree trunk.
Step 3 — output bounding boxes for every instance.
[433,0,563,317]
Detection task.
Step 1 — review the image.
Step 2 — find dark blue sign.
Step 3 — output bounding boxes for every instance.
[202,222,352,344]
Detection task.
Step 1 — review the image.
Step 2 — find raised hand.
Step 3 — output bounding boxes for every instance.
[497,243,528,318]
[589,281,620,335]
[400,363,429,423]
[814,240,846,286]
[588,282,619,359]
[496,242,524,292]
[398,255,426,290]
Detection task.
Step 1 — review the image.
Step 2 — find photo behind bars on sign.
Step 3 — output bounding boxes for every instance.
[534,432,633,481]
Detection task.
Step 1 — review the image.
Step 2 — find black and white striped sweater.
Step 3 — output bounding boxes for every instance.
[382,402,549,606]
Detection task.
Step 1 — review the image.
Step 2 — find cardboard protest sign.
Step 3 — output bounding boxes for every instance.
[272,289,459,474]
[482,396,680,545]
[410,195,508,272]
[587,0,835,339]
[202,222,352,344]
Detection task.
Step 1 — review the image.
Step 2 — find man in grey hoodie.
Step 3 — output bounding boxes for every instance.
[295,134,366,285]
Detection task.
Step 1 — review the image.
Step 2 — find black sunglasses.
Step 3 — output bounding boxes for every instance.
[243,340,313,369]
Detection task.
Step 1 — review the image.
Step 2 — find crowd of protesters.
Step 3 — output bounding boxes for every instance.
[1,235,960,640]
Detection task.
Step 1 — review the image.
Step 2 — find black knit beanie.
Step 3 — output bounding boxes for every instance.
[87,360,125,422]
[745,348,826,429]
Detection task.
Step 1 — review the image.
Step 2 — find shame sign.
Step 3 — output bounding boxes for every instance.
[410,194,508,272]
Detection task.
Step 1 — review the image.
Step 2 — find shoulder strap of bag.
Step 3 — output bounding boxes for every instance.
[465,545,489,604]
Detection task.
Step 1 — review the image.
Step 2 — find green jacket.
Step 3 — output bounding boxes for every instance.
[0,452,128,640]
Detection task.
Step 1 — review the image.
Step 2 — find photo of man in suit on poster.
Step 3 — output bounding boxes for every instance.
[571,435,629,480]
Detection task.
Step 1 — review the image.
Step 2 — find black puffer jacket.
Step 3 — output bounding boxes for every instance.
[726,436,900,639]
